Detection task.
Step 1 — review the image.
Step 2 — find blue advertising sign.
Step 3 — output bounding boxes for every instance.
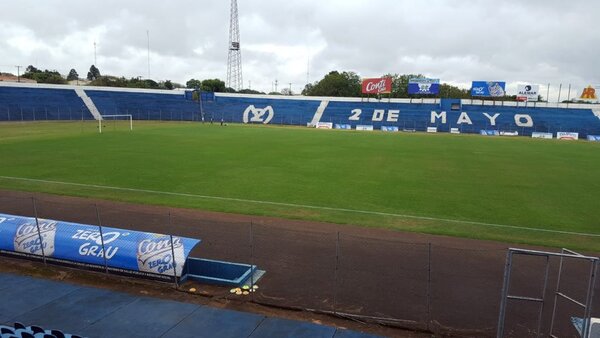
[480,130,500,136]
[381,126,399,132]
[587,135,600,141]
[334,123,352,130]
[471,81,506,97]
[408,78,440,95]
[0,213,200,277]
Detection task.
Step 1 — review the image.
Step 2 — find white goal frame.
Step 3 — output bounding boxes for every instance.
[98,114,133,133]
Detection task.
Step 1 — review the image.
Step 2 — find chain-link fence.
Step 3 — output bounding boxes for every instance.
[0,195,598,337]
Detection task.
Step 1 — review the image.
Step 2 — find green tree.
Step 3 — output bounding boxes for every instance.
[67,68,79,81]
[304,71,361,97]
[163,80,174,90]
[186,78,202,89]
[87,65,100,81]
[384,73,472,99]
[25,65,40,73]
[382,73,423,98]
[22,67,67,84]
[201,79,226,92]
[89,76,127,87]
[301,83,314,96]
[438,83,471,99]
[238,89,265,95]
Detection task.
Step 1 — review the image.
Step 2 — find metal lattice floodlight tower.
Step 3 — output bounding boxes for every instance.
[227,0,243,91]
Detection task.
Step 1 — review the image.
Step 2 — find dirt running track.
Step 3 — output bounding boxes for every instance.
[0,190,598,337]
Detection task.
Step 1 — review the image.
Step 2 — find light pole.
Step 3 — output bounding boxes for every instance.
[14,65,22,82]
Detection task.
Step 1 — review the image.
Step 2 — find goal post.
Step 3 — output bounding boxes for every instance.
[98,114,133,133]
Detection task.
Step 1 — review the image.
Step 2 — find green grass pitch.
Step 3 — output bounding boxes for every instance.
[0,121,598,251]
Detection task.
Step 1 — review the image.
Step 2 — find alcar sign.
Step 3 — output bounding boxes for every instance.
[516,84,539,102]
[362,78,392,94]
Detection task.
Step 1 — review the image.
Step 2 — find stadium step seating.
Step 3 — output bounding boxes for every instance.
[0,322,82,338]
[0,87,93,121]
[1,84,599,137]
[84,90,200,121]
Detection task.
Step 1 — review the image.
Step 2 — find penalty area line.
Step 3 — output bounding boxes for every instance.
[0,175,599,238]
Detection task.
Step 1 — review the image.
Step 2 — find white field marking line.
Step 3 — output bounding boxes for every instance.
[1,175,599,238]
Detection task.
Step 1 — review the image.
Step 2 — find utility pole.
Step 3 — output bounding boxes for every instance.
[15,65,22,82]
[94,41,97,66]
[147,30,150,79]
[306,55,310,88]
[558,83,562,103]
[274,79,278,92]
[289,83,292,95]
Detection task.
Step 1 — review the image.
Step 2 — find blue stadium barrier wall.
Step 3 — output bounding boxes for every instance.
[0,85,93,120]
[85,89,200,121]
[205,94,600,137]
[2,83,599,138]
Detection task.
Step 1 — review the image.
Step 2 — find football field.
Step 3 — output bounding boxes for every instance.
[0,121,598,251]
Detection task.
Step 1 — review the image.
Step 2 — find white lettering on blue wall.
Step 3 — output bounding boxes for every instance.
[457,112,473,125]
[431,111,446,124]
[483,113,500,126]
[387,110,399,122]
[514,114,533,127]
[372,109,385,121]
[347,109,534,127]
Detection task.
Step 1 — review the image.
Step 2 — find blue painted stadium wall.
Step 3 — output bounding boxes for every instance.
[202,95,321,125]
[1,85,599,138]
[205,95,600,137]
[85,90,200,121]
[0,86,93,120]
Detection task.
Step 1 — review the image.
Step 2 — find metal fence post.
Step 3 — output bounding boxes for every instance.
[31,197,47,265]
[582,259,598,338]
[170,234,179,289]
[168,212,179,289]
[250,220,255,301]
[497,250,513,338]
[427,242,432,331]
[95,204,109,274]
[333,231,340,314]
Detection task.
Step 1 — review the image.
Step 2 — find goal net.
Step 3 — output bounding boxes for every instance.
[98,114,133,133]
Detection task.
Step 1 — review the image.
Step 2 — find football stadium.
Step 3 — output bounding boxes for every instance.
[0,2,599,338]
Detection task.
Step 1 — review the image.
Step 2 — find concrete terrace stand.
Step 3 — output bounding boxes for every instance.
[0,273,380,338]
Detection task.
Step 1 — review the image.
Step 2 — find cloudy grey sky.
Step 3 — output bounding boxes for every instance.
[0,0,598,98]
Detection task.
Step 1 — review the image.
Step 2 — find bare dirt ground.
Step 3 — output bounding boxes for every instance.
[0,189,598,337]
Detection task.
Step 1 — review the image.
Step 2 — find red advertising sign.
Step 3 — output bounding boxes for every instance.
[361,77,392,94]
